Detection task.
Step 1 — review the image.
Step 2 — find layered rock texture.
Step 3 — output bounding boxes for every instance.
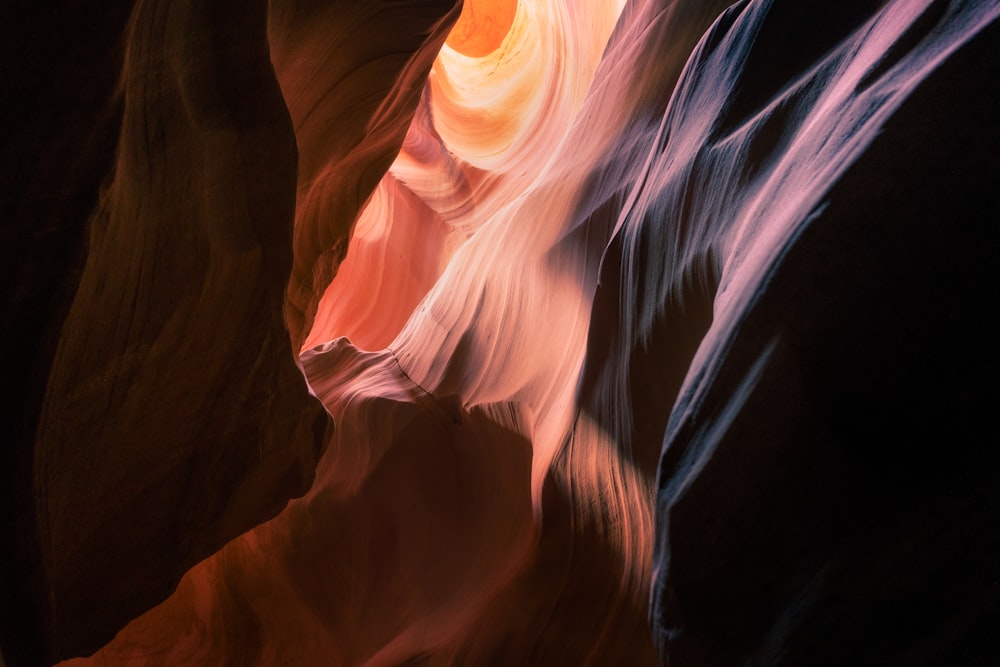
[3,0,998,665]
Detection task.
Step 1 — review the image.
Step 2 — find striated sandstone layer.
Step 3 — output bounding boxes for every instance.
[3,0,998,665]
[3,0,461,664]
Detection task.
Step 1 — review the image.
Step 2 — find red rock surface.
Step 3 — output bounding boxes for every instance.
[3,0,999,665]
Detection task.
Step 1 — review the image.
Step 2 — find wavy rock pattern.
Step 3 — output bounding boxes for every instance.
[3,0,459,664]
[33,0,323,651]
[1,1,135,662]
[635,2,1000,663]
[275,0,465,349]
[5,0,327,663]
[4,0,998,665]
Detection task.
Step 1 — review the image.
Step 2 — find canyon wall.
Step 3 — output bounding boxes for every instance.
[3,0,997,665]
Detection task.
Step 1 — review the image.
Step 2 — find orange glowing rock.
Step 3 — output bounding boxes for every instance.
[446,0,518,57]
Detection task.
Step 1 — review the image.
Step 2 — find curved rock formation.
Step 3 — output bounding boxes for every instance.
[274,0,465,349]
[4,0,998,665]
[3,0,460,664]
[637,2,1000,663]
[1,1,135,662]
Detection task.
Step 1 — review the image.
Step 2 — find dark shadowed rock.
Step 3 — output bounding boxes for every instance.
[3,0,327,663]
[1,1,139,664]
[623,1,1000,664]
[3,0,463,663]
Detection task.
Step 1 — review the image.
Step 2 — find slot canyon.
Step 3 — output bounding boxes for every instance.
[2,0,998,664]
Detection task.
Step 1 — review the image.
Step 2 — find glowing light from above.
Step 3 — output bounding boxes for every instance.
[432,0,624,170]
[445,0,519,57]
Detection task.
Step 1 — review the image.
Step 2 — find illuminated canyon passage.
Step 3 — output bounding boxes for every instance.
[2,0,999,665]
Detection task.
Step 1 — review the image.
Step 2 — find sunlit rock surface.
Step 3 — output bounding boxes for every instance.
[274,0,464,349]
[635,2,1000,663]
[3,0,998,665]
